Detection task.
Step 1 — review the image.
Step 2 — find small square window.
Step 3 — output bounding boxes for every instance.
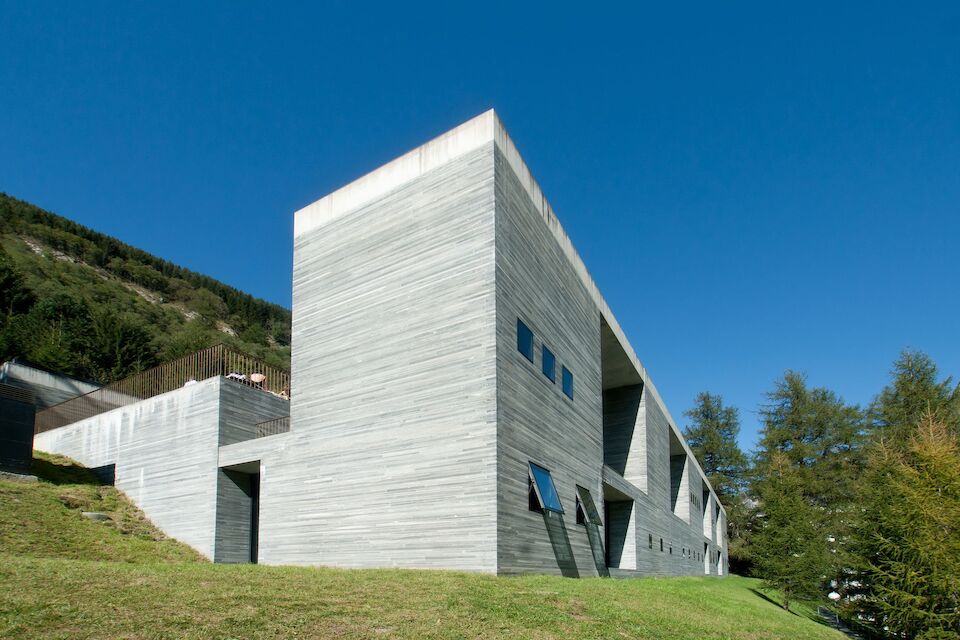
[561,366,574,400]
[517,319,534,362]
[528,462,563,513]
[541,345,556,383]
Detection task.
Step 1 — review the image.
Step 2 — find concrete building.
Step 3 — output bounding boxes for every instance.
[34,110,728,577]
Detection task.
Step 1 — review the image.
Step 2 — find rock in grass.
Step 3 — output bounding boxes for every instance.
[81,511,111,522]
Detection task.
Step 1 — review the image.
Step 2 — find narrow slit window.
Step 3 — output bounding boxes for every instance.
[648,533,653,549]
[562,366,574,400]
[528,462,563,513]
[541,345,556,383]
[575,486,602,526]
[517,319,534,362]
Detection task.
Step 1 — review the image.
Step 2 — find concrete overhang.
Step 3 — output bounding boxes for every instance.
[219,431,291,469]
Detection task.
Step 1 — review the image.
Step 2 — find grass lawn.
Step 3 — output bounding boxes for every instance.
[0,454,845,639]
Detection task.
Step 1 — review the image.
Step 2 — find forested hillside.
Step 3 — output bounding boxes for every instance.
[0,192,290,384]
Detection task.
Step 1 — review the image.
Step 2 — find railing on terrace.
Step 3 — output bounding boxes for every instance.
[35,344,290,434]
[255,415,290,438]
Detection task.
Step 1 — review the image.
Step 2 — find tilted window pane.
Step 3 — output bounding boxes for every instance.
[528,462,563,513]
[575,485,602,525]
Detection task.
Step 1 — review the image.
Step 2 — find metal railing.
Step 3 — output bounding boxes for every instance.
[255,415,290,438]
[35,344,290,434]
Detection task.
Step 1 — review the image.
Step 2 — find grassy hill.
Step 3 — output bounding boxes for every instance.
[0,454,845,640]
[0,192,290,384]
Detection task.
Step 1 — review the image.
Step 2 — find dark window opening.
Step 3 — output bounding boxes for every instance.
[562,366,574,400]
[517,319,534,362]
[541,345,556,383]
[648,533,653,549]
[528,476,543,513]
[660,538,664,552]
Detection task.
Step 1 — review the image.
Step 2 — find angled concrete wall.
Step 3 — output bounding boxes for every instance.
[493,145,605,576]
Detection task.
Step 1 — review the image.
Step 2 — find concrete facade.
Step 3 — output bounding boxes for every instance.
[34,377,288,560]
[34,110,727,577]
[284,110,728,576]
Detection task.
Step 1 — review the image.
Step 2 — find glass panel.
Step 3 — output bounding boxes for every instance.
[575,485,602,525]
[517,319,534,362]
[562,366,574,399]
[528,462,563,513]
[541,345,556,382]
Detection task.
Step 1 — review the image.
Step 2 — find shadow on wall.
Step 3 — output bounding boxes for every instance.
[542,510,579,578]
[585,522,610,577]
[29,454,107,485]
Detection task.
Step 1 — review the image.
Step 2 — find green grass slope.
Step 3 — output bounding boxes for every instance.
[0,454,843,640]
[0,452,204,563]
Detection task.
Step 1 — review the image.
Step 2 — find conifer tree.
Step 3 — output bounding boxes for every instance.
[847,414,960,638]
[870,350,960,445]
[753,372,865,585]
[684,392,748,500]
[683,392,750,563]
[752,453,831,611]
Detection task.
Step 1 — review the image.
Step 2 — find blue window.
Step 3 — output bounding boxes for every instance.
[517,318,534,362]
[562,366,574,400]
[541,345,556,382]
[528,462,563,513]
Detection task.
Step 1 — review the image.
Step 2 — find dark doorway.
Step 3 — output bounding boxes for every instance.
[250,473,260,563]
[215,464,260,564]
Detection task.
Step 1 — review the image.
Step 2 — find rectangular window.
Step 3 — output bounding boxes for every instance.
[648,533,653,549]
[575,486,602,526]
[541,345,556,383]
[562,366,574,400]
[528,462,563,513]
[517,319,534,362]
[660,538,664,552]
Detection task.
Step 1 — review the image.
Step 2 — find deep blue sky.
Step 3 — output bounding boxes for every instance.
[2,2,958,450]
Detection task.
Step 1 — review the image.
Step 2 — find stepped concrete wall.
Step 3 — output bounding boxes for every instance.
[34,377,287,560]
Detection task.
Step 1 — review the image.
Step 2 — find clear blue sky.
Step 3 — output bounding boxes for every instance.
[2,2,958,451]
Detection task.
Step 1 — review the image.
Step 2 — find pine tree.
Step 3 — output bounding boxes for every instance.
[684,392,748,500]
[683,392,750,565]
[847,414,960,638]
[870,350,960,446]
[753,372,865,587]
[752,453,831,611]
